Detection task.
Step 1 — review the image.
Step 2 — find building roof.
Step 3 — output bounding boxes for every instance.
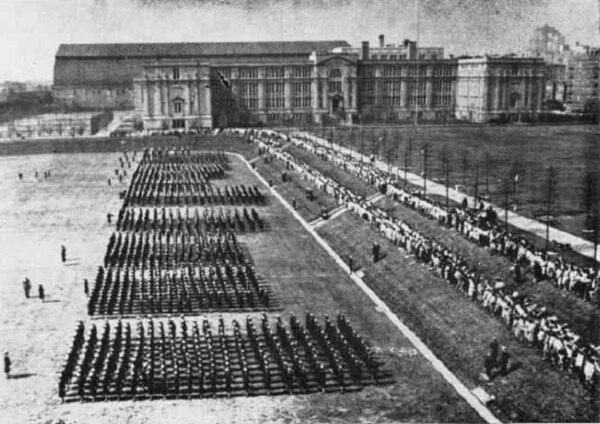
[56,41,351,59]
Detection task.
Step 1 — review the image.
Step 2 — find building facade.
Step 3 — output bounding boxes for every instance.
[456,57,545,123]
[53,37,549,128]
[566,45,600,112]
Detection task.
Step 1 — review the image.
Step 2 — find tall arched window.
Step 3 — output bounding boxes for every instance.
[173,99,183,114]
[329,68,342,79]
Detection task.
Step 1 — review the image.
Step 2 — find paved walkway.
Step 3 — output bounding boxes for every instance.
[304,134,599,265]
[232,151,501,424]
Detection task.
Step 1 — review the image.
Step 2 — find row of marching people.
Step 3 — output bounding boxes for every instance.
[139,148,228,165]
[104,230,246,269]
[124,181,264,207]
[58,314,388,401]
[88,261,274,316]
[116,206,264,234]
[285,130,600,307]
[251,130,600,392]
[129,163,224,187]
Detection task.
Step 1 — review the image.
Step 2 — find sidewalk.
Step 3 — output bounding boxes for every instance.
[304,133,599,265]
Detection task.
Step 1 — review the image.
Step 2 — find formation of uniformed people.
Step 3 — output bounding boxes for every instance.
[58,314,385,401]
[116,206,264,234]
[56,140,390,403]
[249,129,600,393]
[121,148,263,207]
[88,261,273,316]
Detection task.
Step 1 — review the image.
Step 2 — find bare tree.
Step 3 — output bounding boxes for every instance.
[583,136,600,269]
[461,149,470,188]
[499,175,513,232]
[483,151,496,196]
[439,145,453,210]
[543,166,558,253]
[421,143,430,197]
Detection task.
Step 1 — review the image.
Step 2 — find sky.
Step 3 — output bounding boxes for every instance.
[0,0,599,82]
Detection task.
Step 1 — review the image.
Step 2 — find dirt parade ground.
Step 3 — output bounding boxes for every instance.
[0,145,487,423]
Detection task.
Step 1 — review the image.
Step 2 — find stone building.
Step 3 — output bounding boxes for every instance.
[53,37,548,127]
[455,56,545,122]
[566,44,600,112]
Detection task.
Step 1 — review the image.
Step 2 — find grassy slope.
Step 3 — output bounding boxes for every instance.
[373,196,600,345]
[253,155,339,223]
[317,212,599,423]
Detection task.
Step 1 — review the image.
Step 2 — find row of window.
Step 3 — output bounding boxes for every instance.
[370,54,439,60]
[217,66,314,80]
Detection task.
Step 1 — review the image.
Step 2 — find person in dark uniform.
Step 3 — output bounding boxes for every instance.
[61,245,67,263]
[348,255,355,273]
[372,242,381,263]
[489,337,499,367]
[292,198,297,209]
[513,261,522,284]
[84,279,89,297]
[38,284,45,302]
[23,278,31,299]
[107,213,113,224]
[3,352,10,378]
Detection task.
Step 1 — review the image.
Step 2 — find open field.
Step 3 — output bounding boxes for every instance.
[0,148,483,423]
[309,124,600,242]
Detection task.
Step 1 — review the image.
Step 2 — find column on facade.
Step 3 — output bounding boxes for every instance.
[165,77,172,116]
[183,81,191,116]
[154,79,162,118]
[400,79,408,108]
[352,77,358,110]
[284,74,292,111]
[310,70,318,110]
[193,77,200,115]
[343,74,350,111]
[425,78,433,109]
[258,80,265,111]
[144,79,151,117]
[159,78,165,116]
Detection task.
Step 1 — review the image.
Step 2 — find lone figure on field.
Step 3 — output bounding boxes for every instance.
[61,245,67,263]
[4,352,11,379]
[498,346,510,376]
[38,284,45,302]
[372,242,381,263]
[84,279,89,297]
[23,277,31,299]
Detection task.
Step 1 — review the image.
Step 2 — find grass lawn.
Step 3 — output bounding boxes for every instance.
[253,155,339,223]
[373,196,600,346]
[284,143,378,199]
[311,124,600,242]
[317,212,599,423]
[0,150,482,423]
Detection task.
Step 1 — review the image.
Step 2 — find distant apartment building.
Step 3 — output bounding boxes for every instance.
[456,56,545,123]
[566,44,600,112]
